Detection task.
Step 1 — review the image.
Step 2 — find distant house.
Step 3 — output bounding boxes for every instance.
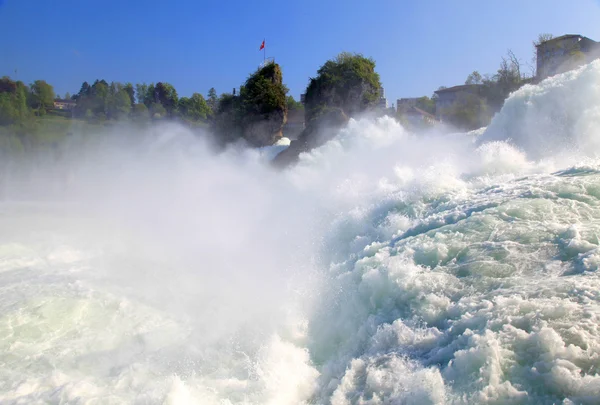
[536,34,600,80]
[433,84,483,119]
[396,98,419,110]
[402,106,439,127]
[53,99,77,110]
[377,87,388,109]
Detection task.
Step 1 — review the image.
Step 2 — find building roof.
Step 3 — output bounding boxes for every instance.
[535,34,596,47]
[434,84,482,95]
[404,106,437,120]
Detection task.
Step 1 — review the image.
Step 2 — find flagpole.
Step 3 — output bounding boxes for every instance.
[263,38,266,63]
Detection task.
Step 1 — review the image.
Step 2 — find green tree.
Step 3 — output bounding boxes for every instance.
[29,80,55,115]
[207,87,218,115]
[465,71,483,85]
[123,83,135,107]
[131,103,149,121]
[106,89,132,119]
[154,82,179,116]
[73,81,90,101]
[304,52,382,122]
[179,93,211,121]
[286,95,304,112]
[0,78,30,126]
[64,92,71,100]
[442,92,489,130]
[149,102,167,118]
[136,83,149,105]
[415,96,435,114]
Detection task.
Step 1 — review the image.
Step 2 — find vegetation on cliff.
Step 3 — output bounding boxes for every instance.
[273,52,382,167]
[304,52,382,123]
[212,63,288,147]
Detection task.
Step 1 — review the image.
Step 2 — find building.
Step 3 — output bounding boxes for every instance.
[536,34,600,81]
[402,106,439,128]
[396,98,419,111]
[53,99,77,110]
[377,88,388,109]
[433,84,483,119]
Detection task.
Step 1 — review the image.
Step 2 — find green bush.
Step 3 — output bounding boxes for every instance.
[304,52,382,122]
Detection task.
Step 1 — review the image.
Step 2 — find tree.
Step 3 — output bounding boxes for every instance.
[179,93,211,121]
[149,102,167,118]
[123,83,135,107]
[106,89,132,119]
[73,81,90,100]
[131,103,149,121]
[29,80,55,115]
[415,96,435,114]
[207,87,218,115]
[0,79,30,126]
[534,33,554,47]
[465,71,483,85]
[442,92,489,130]
[154,82,178,116]
[64,92,71,100]
[304,52,382,122]
[136,83,149,105]
[286,95,304,112]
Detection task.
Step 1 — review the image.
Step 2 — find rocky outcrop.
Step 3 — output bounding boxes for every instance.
[272,53,381,168]
[271,107,348,168]
[212,63,288,147]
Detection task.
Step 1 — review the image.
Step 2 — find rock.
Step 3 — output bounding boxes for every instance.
[271,108,348,168]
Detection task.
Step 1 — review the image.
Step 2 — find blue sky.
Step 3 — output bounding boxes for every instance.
[1,0,599,105]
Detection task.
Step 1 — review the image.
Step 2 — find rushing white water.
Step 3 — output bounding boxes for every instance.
[2,60,600,404]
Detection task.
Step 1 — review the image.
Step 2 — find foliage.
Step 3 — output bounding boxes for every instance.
[212,63,289,146]
[441,92,489,130]
[239,63,287,117]
[207,87,218,115]
[415,96,435,114]
[0,77,31,126]
[153,82,178,116]
[149,102,167,118]
[123,83,135,107]
[179,93,211,121]
[304,52,382,122]
[29,80,55,115]
[106,89,132,119]
[135,83,149,104]
[131,103,149,121]
[287,95,304,112]
[465,71,483,85]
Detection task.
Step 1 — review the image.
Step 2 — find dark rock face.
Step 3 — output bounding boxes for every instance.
[271,108,348,168]
[241,108,287,147]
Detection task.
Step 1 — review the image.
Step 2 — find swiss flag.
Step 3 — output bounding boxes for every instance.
[259,40,265,50]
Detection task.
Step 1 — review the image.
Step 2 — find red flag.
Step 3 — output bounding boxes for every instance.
[259,40,265,50]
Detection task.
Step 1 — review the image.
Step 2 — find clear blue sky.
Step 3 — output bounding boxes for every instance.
[1,0,600,104]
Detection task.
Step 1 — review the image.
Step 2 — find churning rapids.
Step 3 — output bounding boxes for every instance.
[2,61,600,405]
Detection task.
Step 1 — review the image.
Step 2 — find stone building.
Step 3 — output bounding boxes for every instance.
[536,34,600,80]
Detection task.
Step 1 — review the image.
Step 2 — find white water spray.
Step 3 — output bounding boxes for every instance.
[1,60,600,404]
